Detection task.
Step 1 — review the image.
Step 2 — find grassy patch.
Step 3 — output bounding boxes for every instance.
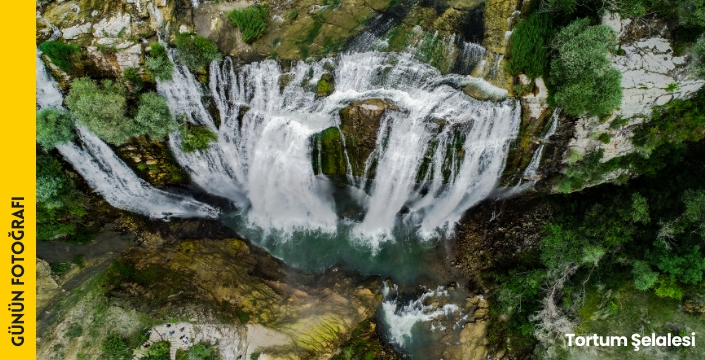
[39,41,80,72]
[227,4,269,43]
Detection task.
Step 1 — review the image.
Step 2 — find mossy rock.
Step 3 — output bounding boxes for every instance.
[316,73,335,97]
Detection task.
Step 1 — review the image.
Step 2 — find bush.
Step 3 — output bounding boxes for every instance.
[632,89,705,155]
[38,41,79,72]
[37,108,74,150]
[508,13,553,78]
[146,43,175,81]
[179,124,218,152]
[175,33,222,72]
[66,78,178,144]
[37,155,88,242]
[187,343,218,360]
[65,77,133,144]
[550,19,622,116]
[101,333,132,360]
[143,341,170,360]
[134,92,178,141]
[632,261,659,290]
[227,4,269,43]
[691,41,705,77]
[66,323,83,339]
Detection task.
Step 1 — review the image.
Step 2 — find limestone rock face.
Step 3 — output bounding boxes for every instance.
[37,259,62,313]
[37,0,178,77]
[560,14,704,184]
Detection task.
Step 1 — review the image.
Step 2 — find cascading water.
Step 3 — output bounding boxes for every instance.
[35,51,217,220]
[159,51,520,248]
[522,108,560,181]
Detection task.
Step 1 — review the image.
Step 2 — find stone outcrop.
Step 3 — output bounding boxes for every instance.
[564,14,705,167]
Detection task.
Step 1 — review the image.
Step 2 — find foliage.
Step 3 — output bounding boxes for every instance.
[227,4,270,43]
[654,276,684,299]
[66,323,83,339]
[50,262,72,276]
[143,341,170,360]
[36,108,74,150]
[175,33,222,72]
[632,89,705,155]
[38,41,79,72]
[179,124,218,152]
[186,343,218,360]
[123,67,145,92]
[550,19,622,116]
[101,333,132,360]
[65,77,132,144]
[134,92,178,141]
[66,78,178,144]
[37,155,89,242]
[146,43,175,81]
[508,13,554,78]
[632,261,658,290]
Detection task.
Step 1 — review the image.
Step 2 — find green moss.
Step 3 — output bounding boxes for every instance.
[316,74,334,97]
[312,127,347,177]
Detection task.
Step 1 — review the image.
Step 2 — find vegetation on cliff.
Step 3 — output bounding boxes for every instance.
[145,43,175,81]
[36,108,75,150]
[227,3,270,44]
[175,33,222,72]
[178,124,218,153]
[65,78,177,145]
[489,138,705,357]
[39,41,79,72]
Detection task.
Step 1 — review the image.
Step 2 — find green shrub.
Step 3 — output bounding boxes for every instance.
[65,77,133,144]
[175,33,222,72]
[179,124,218,152]
[101,333,132,360]
[692,41,705,77]
[146,43,175,81]
[187,343,218,360]
[227,4,269,43]
[550,19,622,116]
[143,341,170,360]
[123,67,144,91]
[508,13,553,78]
[598,133,611,144]
[632,261,659,290]
[654,276,683,300]
[50,262,72,276]
[632,89,705,155]
[37,155,89,242]
[38,41,79,72]
[66,323,83,339]
[134,92,178,141]
[66,78,178,144]
[37,108,75,150]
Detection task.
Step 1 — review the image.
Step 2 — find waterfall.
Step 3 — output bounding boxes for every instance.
[36,50,63,109]
[158,52,519,246]
[36,51,218,220]
[522,108,560,181]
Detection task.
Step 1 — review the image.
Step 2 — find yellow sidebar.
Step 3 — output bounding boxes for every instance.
[0,1,36,358]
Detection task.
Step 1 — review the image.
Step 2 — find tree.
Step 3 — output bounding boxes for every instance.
[66,78,178,144]
[65,78,134,145]
[550,19,622,116]
[36,108,75,150]
[175,33,222,72]
[134,92,178,141]
[632,261,659,290]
